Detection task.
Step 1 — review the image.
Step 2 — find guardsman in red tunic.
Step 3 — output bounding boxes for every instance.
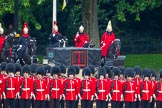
[43,65,51,108]
[88,65,96,108]
[150,69,157,108]
[64,66,78,108]
[95,67,109,108]
[100,21,116,57]
[111,68,123,108]
[49,66,62,108]
[0,62,6,108]
[19,65,34,108]
[119,67,126,108]
[140,68,152,108]
[59,64,67,108]
[5,63,17,108]
[14,63,22,108]
[155,70,162,108]
[133,66,143,108]
[74,25,90,47]
[103,65,112,108]
[80,67,94,108]
[0,62,7,108]
[30,63,37,108]
[0,23,6,54]
[124,68,137,108]
[73,66,81,108]
[34,66,49,108]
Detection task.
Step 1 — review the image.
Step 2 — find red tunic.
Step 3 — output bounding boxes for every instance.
[81,79,93,100]
[133,78,143,95]
[89,77,96,96]
[60,77,66,96]
[20,77,34,99]
[49,79,62,99]
[34,79,48,100]
[111,79,123,101]
[96,79,109,100]
[124,81,137,102]
[0,35,6,52]
[64,79,78,101]
[156,81,162,101]
[0,75,5,99]
[5,77,18,99]
[74,33,89,47]
[100,32,116,56]
[140,80,152,101]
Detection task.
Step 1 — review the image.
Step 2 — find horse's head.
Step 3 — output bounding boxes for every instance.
[113,39,121,51]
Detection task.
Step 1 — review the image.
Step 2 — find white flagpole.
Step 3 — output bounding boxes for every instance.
[53,0,57,25]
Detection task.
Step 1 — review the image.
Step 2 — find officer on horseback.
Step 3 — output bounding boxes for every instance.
[100,20,116,59]
[17,22,31,64]
[0,23,6,62]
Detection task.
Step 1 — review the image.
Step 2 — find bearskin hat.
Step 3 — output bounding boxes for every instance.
[98,67,106,77]
[150,69,156,77]
[88,65,95,75]
[36,66,45,76]
[73,65,80,75]
[82,67,91,77]
[125,68,134,78]
[103,65,112,78]
[0,62,7,71]
[6,63,15,73]
[44,65,51,73]
[134,66,142,76]
[51,66,60,76]
[60,64,66,74]
[22,64,31,74]
[112,68,120,76]
[30,63,38,73]
[143,68,151,77]
[14,63,22,72]
[67,66,75,76]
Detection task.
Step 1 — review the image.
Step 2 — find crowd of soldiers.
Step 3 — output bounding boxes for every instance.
[0,62,162,108]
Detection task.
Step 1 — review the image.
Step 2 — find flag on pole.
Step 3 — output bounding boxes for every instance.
[62,0,67,10]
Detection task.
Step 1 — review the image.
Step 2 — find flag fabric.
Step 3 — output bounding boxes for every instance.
[62,0,67,10]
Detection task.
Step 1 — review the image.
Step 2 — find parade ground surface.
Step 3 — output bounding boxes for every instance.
[39,54,162,71]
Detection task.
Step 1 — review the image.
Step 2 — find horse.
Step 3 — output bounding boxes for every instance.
[101,39,121,66]
[15,37,37,65]
[1,32,16,63]
[107,39,121,59]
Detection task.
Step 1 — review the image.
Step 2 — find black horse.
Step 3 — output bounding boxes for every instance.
[1,32,16,62]
[107,39,121,59]
[101,39,121,66]
[15,37,37,65]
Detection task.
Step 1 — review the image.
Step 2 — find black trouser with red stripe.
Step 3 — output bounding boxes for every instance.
[96,100,106,108]
[125,102,135,108]
[156,101,162,108]
[60,98,65,108]
[6,98,15,108]
[81,100,91,108]
[20,99,30,108]
[66,100,75,108]
[150,98,155,108]
[35,100,45,108]
[15,99,20,108]
[134,98,141,108]
[50,99,60,108]
[111,101,120,108]
[141,100,150,108]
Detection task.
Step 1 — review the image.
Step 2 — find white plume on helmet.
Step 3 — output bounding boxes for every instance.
[106,20,112,32]
[79,25,84,33]
[0,23,4,34]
